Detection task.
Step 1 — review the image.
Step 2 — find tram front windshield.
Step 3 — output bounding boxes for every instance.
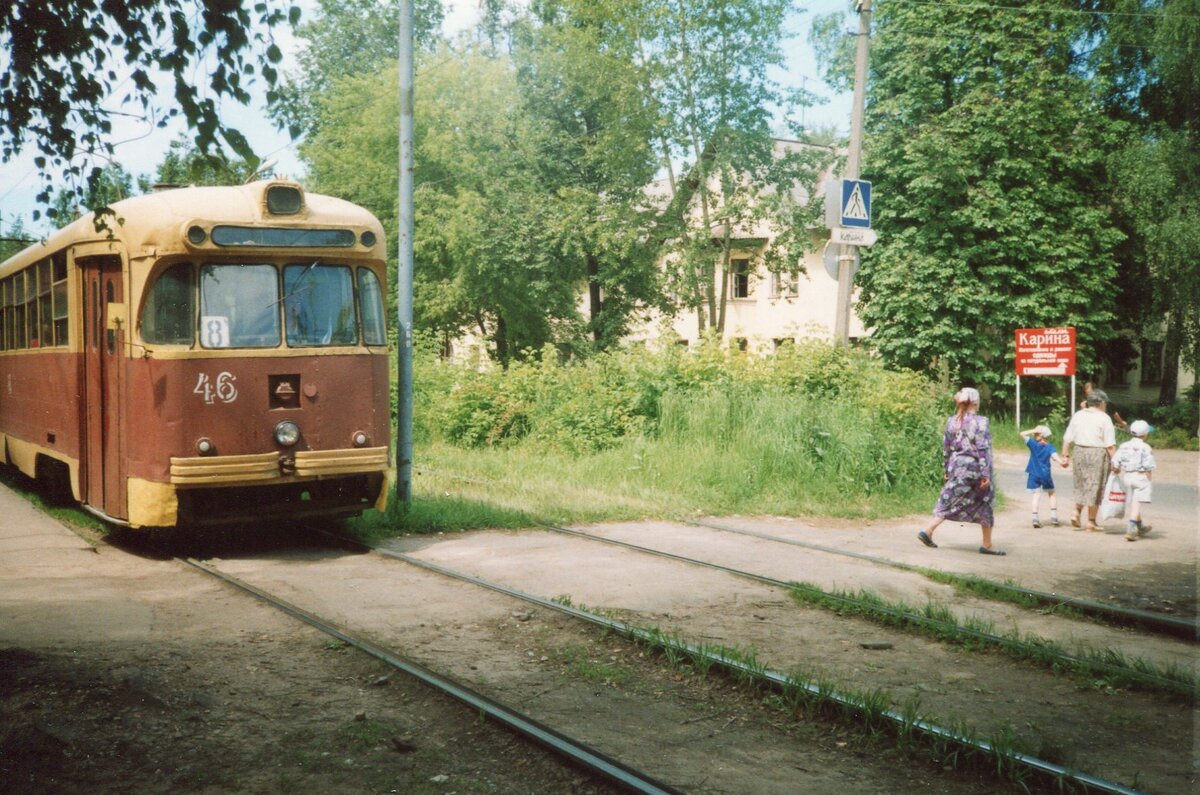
[139,262,384,349]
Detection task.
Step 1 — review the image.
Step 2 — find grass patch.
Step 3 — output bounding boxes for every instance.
[347,488,539,542]
[611,622,1066,791]
[377,339,949,535]
[787,581,1198,701]
[550,643,633,687]
[0,465,109,537]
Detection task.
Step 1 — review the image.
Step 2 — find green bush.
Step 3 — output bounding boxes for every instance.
[1150,383,1199,443]
[417,338,945,464]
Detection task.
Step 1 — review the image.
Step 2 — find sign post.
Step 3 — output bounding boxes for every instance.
[1014,327,1076,429]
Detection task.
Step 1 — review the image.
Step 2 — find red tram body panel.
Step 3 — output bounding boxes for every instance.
[0,181,392,527]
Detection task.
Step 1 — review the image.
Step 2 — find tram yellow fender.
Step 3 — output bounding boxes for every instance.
[375,469,395,513]
[127,478,178,528]
[2,436,81,501]
[5,436,38,479]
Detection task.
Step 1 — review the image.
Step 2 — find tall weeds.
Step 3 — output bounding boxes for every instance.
[403,338,949,521]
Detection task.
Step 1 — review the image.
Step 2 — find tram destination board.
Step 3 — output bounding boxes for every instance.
[1015,327,1076,376]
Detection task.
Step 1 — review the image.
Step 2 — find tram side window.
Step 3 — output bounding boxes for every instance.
[37,259,52,348]
[23,268,38,347]
[0,278,8,350]
[141,263,195,345]
[199,264,280,348]
[13,272,26,349]
[283,264,356,347]
[357,268,386,346]
[52,252,68,346]
[4,276,15,350]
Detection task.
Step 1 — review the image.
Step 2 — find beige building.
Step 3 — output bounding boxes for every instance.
[627,233,867,352]
[627,139,865,351]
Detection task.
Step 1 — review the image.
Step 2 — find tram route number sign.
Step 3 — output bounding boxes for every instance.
[1015,327,1076,376]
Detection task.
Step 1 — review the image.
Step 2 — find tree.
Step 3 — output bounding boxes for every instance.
[644,0,830,336]
[1088,0,1200,403]
[51,162,134,226]
[833,0,1124,398]
[302,48,584,364]
[0,215,32,261]
[137,136,255,189]
[511,0,666,349]
[1,0,300,221]
[269,0,444,140]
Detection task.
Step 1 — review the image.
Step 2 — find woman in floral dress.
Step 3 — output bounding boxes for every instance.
[916,387,1005,555]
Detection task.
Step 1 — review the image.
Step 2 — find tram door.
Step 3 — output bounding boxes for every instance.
[81,256,126,519]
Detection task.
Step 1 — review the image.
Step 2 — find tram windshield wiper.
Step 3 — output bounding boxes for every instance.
[268,260,320,308]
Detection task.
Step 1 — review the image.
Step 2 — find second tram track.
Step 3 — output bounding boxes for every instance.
[414,465,1195,641]
[330,531,1148,795]
[685,517,1197,640]
[531,522,1196,700]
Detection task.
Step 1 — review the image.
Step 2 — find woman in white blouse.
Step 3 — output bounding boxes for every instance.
[1061,389,1117,531]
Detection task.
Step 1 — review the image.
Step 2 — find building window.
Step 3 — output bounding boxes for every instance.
[772,270,799,298]
[730,258,751,299]
[1140,340,1164,385]
[773,338,792,351]
[732,336,748,352]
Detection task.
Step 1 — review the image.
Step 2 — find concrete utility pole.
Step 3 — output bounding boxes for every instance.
[835,0,871,346]
[396,0,414,506]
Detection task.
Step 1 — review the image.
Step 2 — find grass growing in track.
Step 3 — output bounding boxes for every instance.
[601,621,1060,792]
[787,582,1198,702]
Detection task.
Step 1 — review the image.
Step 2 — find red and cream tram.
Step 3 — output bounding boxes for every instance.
[0,181,391,527]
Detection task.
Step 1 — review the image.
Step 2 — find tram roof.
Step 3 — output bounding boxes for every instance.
[0,181,384,276]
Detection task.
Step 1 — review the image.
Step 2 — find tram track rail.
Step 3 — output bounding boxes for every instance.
[414,465,1195,641]
[533,523,1196,701]
[328,532,1147,795]
[687,517,1197,641]
[180,556,683,795]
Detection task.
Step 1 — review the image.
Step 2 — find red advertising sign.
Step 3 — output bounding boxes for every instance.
[1015,327,1076,376]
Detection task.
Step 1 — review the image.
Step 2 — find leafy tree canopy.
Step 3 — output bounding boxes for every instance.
[0,0,300,221]
[1087,0,1200,397]
[269,0,444,140]
[0,214,31,261]
[137,135,257,189]
[819,0,1126,399]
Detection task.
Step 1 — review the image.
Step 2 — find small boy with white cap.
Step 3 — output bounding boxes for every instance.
[1020,424,1064,527]
[1111,420,1156,541]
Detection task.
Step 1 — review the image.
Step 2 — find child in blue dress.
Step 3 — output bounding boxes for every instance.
[1020,424,1064,527]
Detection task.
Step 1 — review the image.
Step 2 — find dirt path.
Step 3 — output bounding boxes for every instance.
[0,449,1195,792]
[1,488,994,793]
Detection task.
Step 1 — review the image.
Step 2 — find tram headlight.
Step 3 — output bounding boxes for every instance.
[274,420,301,447]
[352,431,369,447]
[186,225,207,245]
[195,437,215,455]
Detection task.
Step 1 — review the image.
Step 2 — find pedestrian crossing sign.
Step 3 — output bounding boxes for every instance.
[840,179,871,228]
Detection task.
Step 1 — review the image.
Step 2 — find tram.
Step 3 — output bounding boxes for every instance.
[0,180,391,527]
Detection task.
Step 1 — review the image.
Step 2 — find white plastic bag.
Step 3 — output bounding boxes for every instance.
[1097,474,1127,522]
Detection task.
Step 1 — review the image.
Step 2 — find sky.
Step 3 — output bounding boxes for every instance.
[0,0,854,236]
